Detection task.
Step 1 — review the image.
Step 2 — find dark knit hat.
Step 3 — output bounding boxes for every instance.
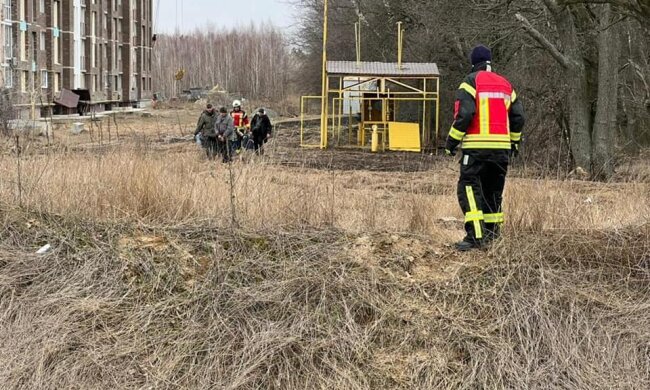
[219,106,227,113]
[470,45,492,65]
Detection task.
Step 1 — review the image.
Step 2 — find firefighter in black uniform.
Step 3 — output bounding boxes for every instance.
[445,45,526,251]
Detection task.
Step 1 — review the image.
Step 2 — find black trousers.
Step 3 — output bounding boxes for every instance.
[253,137,266,155]
[457,150,509,242]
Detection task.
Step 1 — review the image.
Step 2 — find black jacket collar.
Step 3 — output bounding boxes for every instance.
[471,61,493,73]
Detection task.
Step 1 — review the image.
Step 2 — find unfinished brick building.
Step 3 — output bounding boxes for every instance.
[1,0,153,117]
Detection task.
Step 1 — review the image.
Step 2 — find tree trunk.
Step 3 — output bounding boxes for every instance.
[592,5,621,180]
[553,5,593,171]
[627,19,650,149]
[567,63,594,172]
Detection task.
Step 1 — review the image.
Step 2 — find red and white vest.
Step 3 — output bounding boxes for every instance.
[463,71,515,149]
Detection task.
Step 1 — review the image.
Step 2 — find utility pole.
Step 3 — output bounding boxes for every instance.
[320,0,329,149]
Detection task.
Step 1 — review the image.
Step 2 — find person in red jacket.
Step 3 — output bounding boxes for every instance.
[230,100,249,153]
[445,45,526,251]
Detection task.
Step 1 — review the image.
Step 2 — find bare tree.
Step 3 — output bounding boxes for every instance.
[515,0,642,178]
[592,4,622,179]
[0,89,16,137]
[515,2,594,173]
[558,0,650,20]
[620,17,650,153]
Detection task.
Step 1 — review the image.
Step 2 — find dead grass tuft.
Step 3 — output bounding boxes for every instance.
[1,132,649,388]
[0,210,648,389]
[0,146,646,237]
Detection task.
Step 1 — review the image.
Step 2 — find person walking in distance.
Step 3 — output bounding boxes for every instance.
[215,106,236,163]
[194,103,219,160]
[445,45,525,251]
[249,108,273,155]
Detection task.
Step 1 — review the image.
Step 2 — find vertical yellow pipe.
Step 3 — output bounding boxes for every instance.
[422,78,427,149]
[355,20,361,67]
[300,96,305,146]
[397,22,402,69]
[358,17,362,64]
[354,23,358,66]
[435,76,440,152]
[381,98,388,150]
[337,76,343,146]
[387,88,391,122]
[348,98,353,145]
[371,125,379,152]
[320,0,329,149]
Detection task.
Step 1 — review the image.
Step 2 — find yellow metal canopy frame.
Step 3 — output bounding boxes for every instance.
[301,71,441,152]
[302,2,441,152]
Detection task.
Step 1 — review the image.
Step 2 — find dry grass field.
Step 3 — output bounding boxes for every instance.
[0,107,648,389]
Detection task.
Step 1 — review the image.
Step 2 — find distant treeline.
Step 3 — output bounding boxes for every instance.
[152,24,292,102]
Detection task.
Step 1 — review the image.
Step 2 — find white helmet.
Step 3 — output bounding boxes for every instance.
[232,100,242,108]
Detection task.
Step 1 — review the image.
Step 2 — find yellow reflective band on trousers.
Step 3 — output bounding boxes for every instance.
[459,82,476,98]
[484,213,505,224]
[449,127,465,141]
[465,211,484,223]
[510,132,522,142]
[465,186,483,239]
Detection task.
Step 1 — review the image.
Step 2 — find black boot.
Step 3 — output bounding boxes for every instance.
[454,237,483,252]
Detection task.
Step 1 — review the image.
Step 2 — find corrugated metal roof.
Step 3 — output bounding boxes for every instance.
[327,61,439,76]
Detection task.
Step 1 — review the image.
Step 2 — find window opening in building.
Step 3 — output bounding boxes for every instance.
[21,70,27,92]
[3,66,13,88]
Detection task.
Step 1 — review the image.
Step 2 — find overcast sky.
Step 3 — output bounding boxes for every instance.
[155,0,296,33]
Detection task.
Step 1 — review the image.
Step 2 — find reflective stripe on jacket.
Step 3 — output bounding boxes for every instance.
[447,66,525,151]
[230,110,249,128]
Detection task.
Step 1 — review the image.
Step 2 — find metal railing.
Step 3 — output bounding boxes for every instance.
[3,26,12,60]
[330,96,438,149]
[300,94,439,150]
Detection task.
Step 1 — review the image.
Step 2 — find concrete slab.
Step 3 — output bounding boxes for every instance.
[45,108,147,123]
